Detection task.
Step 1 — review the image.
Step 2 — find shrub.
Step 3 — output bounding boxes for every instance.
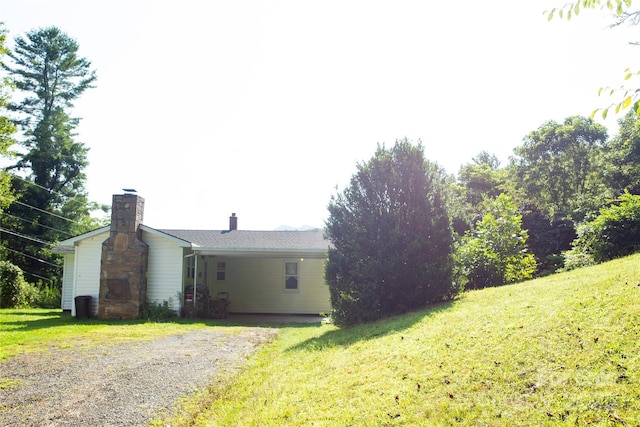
[560,247,596,271]
[455,194,536,289]
[37,285,61,308]
[139,299,178,321]
[565,192,640,265]
[0,261,35,308]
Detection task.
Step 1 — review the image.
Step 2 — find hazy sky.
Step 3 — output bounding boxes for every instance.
[1,1,637,230]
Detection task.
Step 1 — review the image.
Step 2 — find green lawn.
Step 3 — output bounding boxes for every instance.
[164,254,640,426]
[2,254,639,426]
[0,309,246,361]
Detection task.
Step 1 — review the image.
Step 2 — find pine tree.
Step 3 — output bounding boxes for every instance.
[2,26,99,286]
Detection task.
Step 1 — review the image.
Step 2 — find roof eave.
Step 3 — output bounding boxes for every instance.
[191,247,328,258]
[140,224,193,248]
[56,225,110,249]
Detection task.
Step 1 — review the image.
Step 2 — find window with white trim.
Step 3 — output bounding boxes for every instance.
[216,261,226,281]
[284,261,299,290]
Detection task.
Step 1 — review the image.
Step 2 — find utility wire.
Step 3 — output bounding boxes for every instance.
[7,173,88,225]
[9,173,73,200]
[0,226,54,246]
[0,212,75,236]
[3,246,61,268]
[12,200,80,224]
[21,270,53,283]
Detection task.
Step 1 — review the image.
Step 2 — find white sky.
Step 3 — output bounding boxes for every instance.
[1,0,638,230]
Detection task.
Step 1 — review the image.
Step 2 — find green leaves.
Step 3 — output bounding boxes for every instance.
[545,2,639,120]
[545,0,631,21]
[511,116,608,219]
[455,194,536,290]
[568,192,640,262]
[326,138,456,325]
[592,79,640,120]
[2,26,99,285]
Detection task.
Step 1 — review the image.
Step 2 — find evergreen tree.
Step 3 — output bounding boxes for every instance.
[1,26,99,286]
[325,139,457,326]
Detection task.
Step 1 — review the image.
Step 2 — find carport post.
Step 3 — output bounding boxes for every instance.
[193,253,198,307]
[184,253,198,308]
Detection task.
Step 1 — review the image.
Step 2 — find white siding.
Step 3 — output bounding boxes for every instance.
[210,256,330,314]
[72,231,108,316]
[144,230,184,313]
[61,254,75,310]
[62,226,330,317]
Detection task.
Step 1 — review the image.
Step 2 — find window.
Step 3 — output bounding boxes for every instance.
[216,261,226,281]
[284,262,298,290]
[186,256,195,279]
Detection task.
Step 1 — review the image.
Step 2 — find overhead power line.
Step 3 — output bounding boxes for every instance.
[3,246,62,268]
[21,270,53,283]
[0,226,54,246]
[9,173,71,200]
[7,174,88,225]
[12,200,80,224]
[0,212,74,236]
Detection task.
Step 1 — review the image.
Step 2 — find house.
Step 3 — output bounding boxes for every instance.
[55,193,332,319]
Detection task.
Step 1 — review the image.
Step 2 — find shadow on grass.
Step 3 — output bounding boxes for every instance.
[0,309,187,333]
[0,309,77,332]
[0,308,324,334]
[0,309,63,317]
[288,300,456,351]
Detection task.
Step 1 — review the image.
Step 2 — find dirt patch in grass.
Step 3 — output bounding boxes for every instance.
[0,327,278,427]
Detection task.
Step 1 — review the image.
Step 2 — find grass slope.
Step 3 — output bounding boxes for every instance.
[179,254,640,426]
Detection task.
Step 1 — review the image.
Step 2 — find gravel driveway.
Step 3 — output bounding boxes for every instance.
[0,327,278,426]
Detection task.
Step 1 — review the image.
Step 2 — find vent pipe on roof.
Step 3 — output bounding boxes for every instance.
[229,213,237,231]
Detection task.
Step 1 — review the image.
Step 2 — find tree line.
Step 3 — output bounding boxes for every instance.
[326,115,640,325]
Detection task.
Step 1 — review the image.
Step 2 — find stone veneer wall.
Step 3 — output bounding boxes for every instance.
[98,194,149,319]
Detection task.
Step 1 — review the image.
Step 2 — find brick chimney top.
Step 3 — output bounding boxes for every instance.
[229,213,237,231]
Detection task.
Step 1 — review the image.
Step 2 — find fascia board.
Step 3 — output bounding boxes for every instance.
[140,224,194,248]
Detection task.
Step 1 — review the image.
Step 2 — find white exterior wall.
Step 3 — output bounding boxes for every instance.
[61,254,75,310]
[72,231,108,316]
[143,230,184,313]
[210,256,330,314]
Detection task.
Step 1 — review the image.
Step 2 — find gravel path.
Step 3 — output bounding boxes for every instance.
[0,327,278,426]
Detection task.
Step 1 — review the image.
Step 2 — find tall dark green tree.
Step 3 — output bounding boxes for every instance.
[520,206,576,275]
[325,139,457,326]
[1,26,98,286]
[509,116,609,221]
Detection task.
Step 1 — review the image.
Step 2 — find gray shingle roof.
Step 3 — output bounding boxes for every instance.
[156,229,331,253]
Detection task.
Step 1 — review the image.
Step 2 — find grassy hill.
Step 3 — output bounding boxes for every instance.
[167,254,640,426]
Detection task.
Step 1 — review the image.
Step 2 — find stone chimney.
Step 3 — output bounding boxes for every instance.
[98,194,149,319]
[229,212,238,231]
